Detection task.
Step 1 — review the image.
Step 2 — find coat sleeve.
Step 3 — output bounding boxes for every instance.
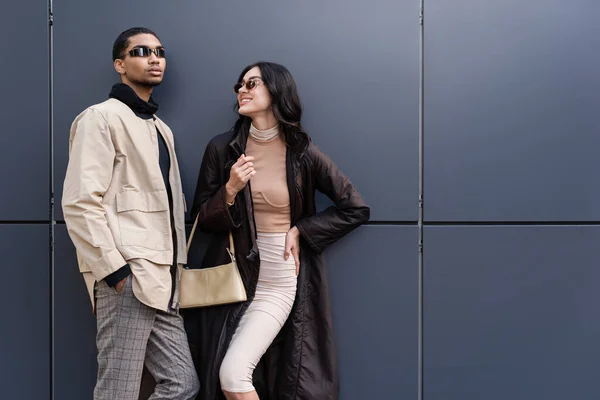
[62,108,127,282]
[190,139,242,233]
[295,144,370,253]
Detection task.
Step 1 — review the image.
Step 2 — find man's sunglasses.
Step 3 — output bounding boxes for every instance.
[128,47,166,58]
[233,79,264,94]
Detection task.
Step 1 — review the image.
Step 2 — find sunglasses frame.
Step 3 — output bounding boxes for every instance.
[233,79,264,94]
[128,46,166,58]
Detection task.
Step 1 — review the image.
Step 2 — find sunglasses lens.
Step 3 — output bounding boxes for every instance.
[234,80,260,93]
[129,47,165,57]
[129,48,143,57]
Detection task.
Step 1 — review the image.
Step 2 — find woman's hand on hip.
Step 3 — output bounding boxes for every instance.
[225,154,255,203]
[285,226,301,276]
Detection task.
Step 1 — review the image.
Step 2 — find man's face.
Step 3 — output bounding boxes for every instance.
[114,33,166,87]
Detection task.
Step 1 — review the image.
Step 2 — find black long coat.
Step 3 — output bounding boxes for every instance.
[184,129,370,400]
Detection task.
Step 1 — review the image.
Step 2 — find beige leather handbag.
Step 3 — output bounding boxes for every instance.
[179,214,247,309]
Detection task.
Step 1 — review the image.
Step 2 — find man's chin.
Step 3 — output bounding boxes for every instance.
[134,78,162,88]
[145,79,162,87]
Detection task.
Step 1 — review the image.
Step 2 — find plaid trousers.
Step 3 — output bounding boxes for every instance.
[93,275,200,400]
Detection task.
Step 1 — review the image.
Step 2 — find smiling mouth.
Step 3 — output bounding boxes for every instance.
[240,98,252,105]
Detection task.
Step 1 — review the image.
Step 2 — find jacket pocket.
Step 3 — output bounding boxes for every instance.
[116,190,171,250]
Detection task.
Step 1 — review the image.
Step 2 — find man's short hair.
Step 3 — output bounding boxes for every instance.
[112,27,160,61]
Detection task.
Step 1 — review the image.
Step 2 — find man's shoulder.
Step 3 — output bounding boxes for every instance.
[88,98,128,115]
[74,98,127,121]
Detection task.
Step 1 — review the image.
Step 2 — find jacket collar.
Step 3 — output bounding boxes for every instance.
[228,128,247,157]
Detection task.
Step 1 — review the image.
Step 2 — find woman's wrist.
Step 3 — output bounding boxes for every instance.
[225,183,237,204]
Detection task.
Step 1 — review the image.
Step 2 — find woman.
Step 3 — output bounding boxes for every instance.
[186,61,369,400]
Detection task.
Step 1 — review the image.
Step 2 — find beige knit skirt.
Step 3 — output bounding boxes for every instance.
[219,232,298,393]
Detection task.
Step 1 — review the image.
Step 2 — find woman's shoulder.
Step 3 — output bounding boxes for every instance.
[205,130,236,152]
[208,130,236,146]
[303,141,330,167]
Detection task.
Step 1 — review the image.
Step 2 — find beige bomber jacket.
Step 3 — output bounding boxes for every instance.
[62,98,187,311]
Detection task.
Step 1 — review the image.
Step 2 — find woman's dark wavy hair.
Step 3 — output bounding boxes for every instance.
[233,62,310,155]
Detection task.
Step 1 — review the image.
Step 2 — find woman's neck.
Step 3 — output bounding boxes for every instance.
[251,113,278,131]
[249,123,280,142]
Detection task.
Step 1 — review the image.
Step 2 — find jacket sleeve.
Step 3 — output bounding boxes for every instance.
[295,144,370,253]
[62,108,128,282]
[190,139,242,233]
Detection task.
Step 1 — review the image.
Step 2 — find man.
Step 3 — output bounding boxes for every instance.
[62,27,200,400]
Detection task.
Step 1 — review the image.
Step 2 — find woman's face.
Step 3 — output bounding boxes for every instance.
[236,66,272,117]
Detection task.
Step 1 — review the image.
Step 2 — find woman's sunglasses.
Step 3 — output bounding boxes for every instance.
[233,79,264,94]
[128,47,166,58]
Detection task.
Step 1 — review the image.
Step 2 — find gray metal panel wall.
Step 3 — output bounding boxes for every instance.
[328,226,418,399]
[424,0,600,221]
[52,0,418,222]
[424,226,600,399]
[0,225,50,399]
[9,0,595,399]
[0,0,49,220]
[54,225,97,400]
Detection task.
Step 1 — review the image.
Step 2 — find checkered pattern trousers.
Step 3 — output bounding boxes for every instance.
[93,276,200,400]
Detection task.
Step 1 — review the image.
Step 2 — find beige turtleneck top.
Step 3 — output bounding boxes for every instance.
[245,124,291,233]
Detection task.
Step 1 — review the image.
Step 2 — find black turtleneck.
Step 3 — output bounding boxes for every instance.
[109,82,159,115]
[103,84,176,291]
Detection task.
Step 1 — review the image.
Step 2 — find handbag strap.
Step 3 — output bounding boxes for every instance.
[186,213,234,257]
